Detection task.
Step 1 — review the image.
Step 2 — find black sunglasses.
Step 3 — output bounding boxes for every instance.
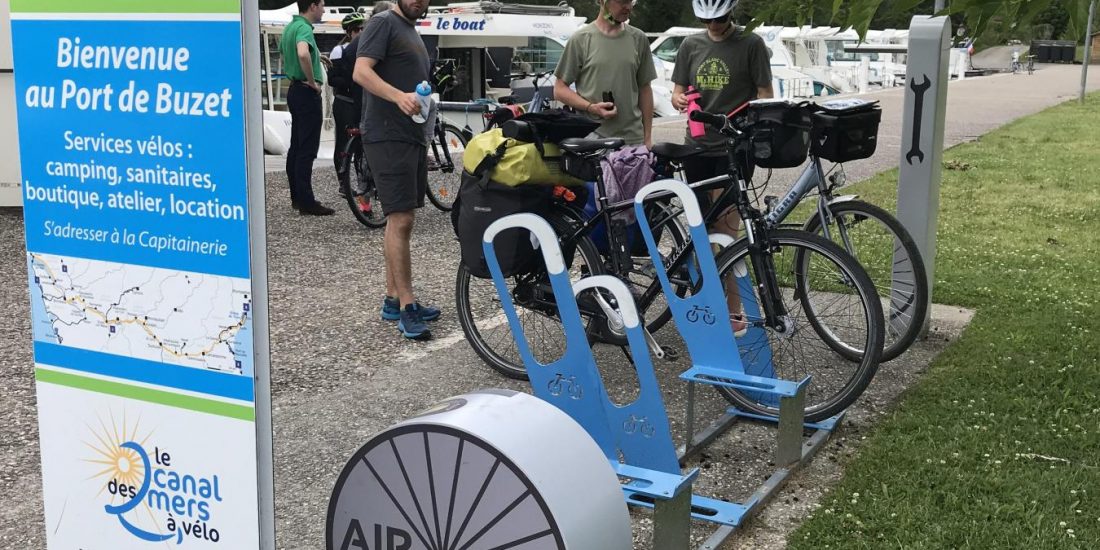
[698,14,731,24]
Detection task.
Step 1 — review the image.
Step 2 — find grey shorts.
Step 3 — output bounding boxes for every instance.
[362,140,428,213]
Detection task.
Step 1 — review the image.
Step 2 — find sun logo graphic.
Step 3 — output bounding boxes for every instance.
[85,411,224,545]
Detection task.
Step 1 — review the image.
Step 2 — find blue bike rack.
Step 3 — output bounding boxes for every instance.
[634,180,844,547]
[482,214,699,547]
[483,199,843,548]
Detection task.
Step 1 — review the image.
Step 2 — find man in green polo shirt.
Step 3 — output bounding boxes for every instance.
[279,0,334,216]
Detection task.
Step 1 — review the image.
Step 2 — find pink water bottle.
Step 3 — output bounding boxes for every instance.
[685,86,705,138]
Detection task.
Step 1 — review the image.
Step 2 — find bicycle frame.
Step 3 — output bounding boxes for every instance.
[554,143,793,334]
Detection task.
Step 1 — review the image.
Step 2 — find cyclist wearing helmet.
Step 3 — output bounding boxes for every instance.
[553,0,657,146]
[329,12,367,192]
[671,0,773,334]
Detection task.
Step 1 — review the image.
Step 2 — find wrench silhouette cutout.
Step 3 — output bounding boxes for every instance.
[906,75,931,165]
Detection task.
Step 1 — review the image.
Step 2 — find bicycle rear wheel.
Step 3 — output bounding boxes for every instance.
[802,200,928,362]
[455,212,603,380]
[712,229,884,422]
[426,124,466,212]
[341,137,387,228]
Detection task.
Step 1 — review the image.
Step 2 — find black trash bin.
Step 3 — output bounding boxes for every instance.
[1034,43,1048,63]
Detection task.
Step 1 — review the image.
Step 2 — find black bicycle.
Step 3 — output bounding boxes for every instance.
[456,112,885,422]
[337,113,467,228]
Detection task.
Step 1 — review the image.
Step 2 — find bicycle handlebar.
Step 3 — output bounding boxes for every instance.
[507,70,554,82]
[689,110,729,131]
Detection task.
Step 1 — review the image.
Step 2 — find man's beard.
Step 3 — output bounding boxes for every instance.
[399,1,424,20]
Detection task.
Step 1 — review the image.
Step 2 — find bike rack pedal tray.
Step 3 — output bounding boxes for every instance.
[633,180,844,547]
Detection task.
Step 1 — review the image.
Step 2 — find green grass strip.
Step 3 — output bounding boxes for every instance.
[36,368,255,422]
[787,92,1100,547]
[11,0,240,14]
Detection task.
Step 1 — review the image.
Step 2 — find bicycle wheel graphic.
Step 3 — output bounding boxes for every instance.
[327,391,630,550]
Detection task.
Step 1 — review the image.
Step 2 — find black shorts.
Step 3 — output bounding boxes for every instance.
[362,140,428,213]
[682,148,754,220]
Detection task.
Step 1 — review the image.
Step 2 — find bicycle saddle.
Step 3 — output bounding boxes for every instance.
[559,137,625,154]
[651,142,705,160]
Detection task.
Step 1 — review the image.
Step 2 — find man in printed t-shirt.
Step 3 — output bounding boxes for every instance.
[552,0,657,146]
[671,0,773,335]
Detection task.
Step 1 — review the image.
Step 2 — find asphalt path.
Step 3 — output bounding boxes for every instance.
[1,64,1097,549]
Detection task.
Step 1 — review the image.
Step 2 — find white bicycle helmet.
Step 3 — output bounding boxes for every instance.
[693,0,736,19]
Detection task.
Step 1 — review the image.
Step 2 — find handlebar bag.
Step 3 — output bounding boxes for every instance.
[810,100,882,163]
[744,100,812,169]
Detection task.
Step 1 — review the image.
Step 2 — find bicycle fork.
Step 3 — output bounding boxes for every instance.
[744,219,793,333]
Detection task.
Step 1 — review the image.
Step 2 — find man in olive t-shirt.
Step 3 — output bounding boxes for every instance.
[553,0,657,146]
[279,0,334,216]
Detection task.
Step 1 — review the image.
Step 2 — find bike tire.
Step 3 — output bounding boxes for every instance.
[712,229,884,422]
[801,200,928,362]
[426,124,466,212]
[340,136,387,229]
[455,210,604,380]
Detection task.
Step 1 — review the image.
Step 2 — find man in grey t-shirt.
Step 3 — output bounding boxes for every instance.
[552,0,657,146]
[353,0,441,341]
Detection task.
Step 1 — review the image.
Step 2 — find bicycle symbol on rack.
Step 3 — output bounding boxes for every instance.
[547,374,584,400]
[685,305,716,325]
[623,415,656,438]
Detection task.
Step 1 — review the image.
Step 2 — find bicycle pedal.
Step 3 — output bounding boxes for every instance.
[659,346,679,361]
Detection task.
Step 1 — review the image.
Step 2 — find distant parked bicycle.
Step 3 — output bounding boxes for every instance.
[337,114,466,228]
[483,70,554,130]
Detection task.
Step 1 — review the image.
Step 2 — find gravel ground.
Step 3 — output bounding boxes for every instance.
[1,64,1097,549]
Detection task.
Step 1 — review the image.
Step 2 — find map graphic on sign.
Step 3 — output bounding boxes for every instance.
[28,252,253,376]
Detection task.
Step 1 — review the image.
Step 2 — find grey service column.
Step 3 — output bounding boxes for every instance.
[896,15,950,335]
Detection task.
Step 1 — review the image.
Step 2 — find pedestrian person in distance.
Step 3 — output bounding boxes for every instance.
[280,0,336,216]
[328,12,366,194]
[353,0,441,341]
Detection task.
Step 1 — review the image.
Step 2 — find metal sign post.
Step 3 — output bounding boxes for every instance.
[897,15,951,335]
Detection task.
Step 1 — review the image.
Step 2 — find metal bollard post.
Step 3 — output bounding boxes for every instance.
[896,15,951,336]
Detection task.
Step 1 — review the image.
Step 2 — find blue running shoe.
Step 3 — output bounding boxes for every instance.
[397,304,433,341]
[382,296,440,321]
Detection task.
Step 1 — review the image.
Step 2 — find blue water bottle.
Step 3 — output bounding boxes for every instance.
[412,80,431,123]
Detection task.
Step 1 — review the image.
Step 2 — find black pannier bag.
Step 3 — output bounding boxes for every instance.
[451,170,551,279]
[810,100,882,163]
[743,100,812,169]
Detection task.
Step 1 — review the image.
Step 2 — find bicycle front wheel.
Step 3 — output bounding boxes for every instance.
[802,200,928,362]
[713,229,884,422]
[426,124,466,212]
[455,212,604,380]
[341,138,387,229]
